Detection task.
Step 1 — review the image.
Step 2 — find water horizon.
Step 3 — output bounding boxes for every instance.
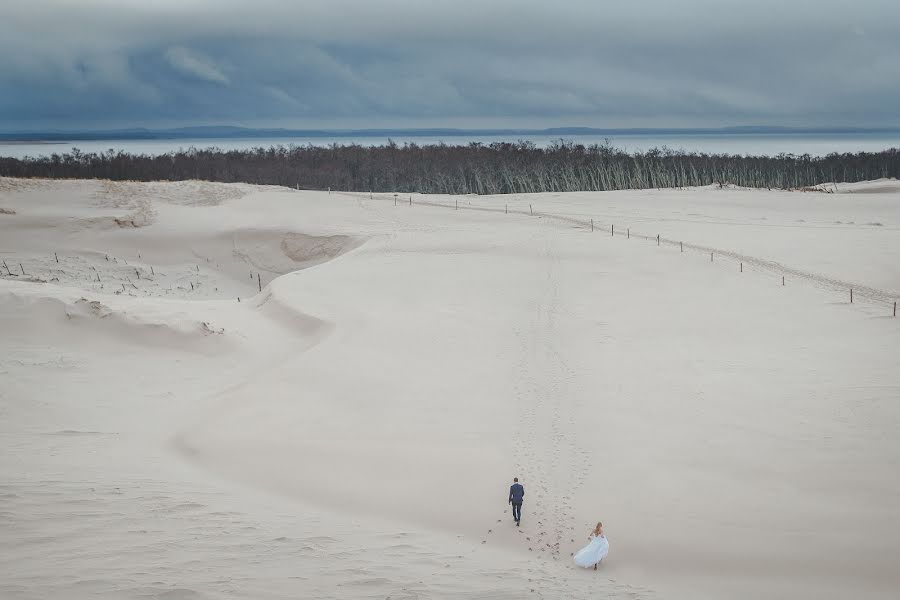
[2,130,899,160]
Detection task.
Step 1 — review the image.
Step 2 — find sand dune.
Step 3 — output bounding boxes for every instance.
[2,177,899,599]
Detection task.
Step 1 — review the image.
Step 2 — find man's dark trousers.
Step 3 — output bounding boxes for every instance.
[511,502,522,522]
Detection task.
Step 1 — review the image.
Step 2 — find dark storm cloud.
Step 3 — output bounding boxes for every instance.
[1,0,899,129]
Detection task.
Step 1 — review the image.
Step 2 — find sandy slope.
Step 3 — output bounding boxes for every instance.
[1,177,899,600]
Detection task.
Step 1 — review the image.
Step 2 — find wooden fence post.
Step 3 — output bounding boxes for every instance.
[894,301,897,317]
[611,224,614,236]
[258,273,262,292]
[740,262,743,272]
[530,204,533,216]
[850,289,853,303]
[627,228,630,239]
[590,218,593,231]
[657,234,660,246]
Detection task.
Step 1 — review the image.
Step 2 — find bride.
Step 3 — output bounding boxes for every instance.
[573,521,609,570]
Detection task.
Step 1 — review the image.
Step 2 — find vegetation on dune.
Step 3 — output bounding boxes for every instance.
[1,140,898,193]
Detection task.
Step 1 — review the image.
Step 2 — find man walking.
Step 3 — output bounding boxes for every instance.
[508,477,524,525]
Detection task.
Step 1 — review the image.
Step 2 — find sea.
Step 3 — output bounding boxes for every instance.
[2,131,899,160]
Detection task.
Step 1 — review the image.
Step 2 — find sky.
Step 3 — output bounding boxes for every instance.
[1,0,899,131]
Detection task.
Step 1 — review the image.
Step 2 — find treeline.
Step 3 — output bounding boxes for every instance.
[1,140,898,194]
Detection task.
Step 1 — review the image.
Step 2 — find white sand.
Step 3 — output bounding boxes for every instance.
[1,176,899,600]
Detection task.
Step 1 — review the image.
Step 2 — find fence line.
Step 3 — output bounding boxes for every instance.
[347,190,899,314]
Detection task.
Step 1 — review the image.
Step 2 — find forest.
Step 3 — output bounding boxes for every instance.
[1,140,898,194]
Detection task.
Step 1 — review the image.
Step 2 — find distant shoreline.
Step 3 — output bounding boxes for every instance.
[3,125,900,143]
[0,140,64,145]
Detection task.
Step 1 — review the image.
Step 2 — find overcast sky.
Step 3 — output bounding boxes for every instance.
[2,0,899,131]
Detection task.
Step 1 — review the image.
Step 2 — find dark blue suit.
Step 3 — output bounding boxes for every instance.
[509,483,524,523]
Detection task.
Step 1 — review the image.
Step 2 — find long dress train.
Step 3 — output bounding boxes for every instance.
[573,534,609,568]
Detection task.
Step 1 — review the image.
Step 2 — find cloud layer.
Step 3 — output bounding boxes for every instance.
[2,0,899,129]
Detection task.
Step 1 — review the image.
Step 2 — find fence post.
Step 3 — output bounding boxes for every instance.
[505,204,508,214]
[657,234,660,246]
[409,195,412,206]
[258,273,262,292]
[530,204,533,216]
[611,224,614,236]
[627,228,630,239]
[394,194,398,206]
[680,242,683,252]
[456,199,458,210]
[710,252,713,262]
[782,276,785,286]
[591,218,593,231]
[894,301,897,317]
[740,262,743,272]
[850,289,853,304]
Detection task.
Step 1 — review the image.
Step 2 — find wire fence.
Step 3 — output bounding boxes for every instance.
[2,186,896,317]
[344,189,899,318]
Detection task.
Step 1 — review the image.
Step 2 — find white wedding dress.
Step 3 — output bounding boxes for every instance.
[573,533,609,568]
